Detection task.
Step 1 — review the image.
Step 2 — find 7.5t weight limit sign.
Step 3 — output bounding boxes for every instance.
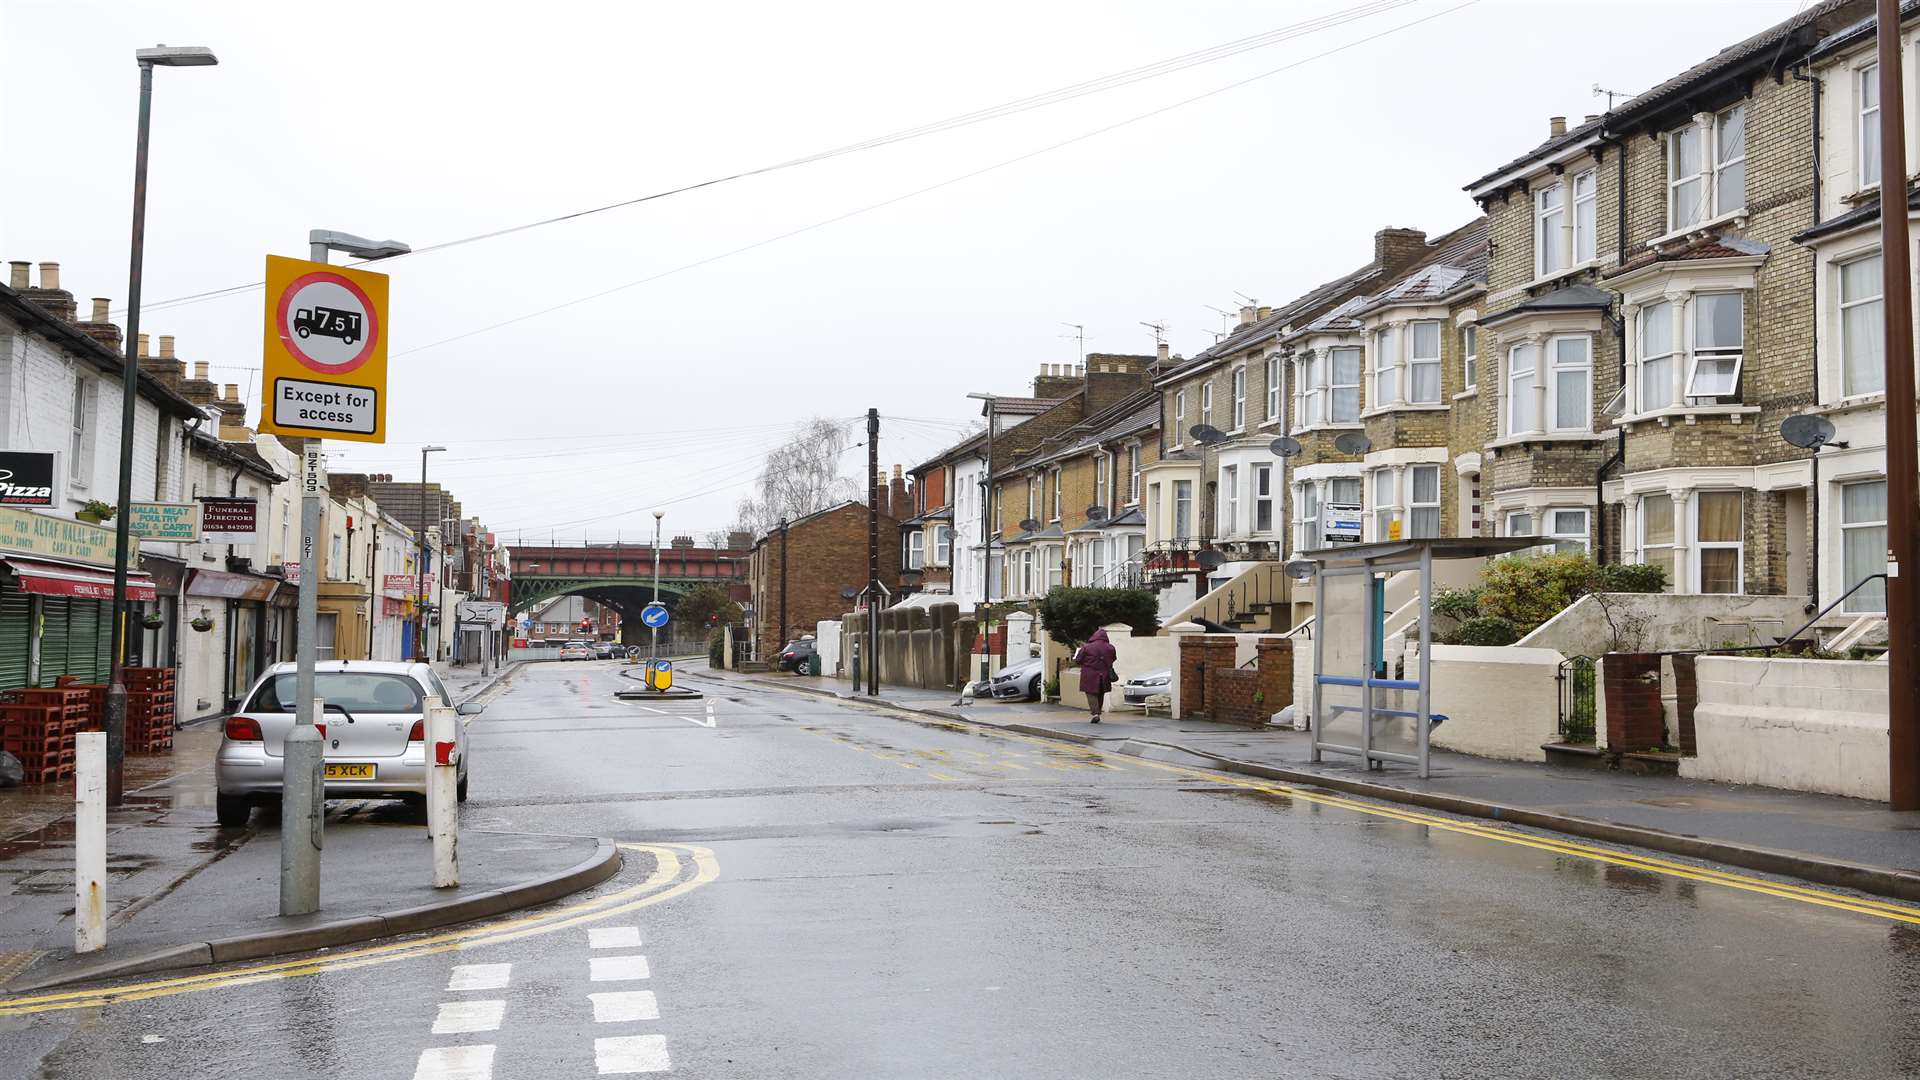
[258,255,390,444]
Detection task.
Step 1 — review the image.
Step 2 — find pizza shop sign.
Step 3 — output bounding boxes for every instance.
[0,450,57,507]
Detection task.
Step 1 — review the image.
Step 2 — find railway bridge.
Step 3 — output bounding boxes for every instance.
[508,536,749,645]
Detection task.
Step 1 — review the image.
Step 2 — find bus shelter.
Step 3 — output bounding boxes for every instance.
[1291,537,1539,778]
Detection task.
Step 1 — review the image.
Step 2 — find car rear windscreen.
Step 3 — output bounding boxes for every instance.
[247,672,426,713]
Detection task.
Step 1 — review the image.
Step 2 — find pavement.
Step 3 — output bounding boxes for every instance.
[10,658,1920,1077]
[0,656,624,994]
[730,668,1920,901]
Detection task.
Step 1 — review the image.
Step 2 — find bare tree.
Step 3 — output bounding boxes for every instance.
[733,418,859,537]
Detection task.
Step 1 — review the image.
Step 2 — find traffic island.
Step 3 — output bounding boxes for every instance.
[1,819,619,993]
[615,663,703,701]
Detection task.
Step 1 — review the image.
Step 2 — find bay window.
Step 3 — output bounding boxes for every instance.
[1253,463,1274,533]
[1372,468,1396,540]
[1409,321,1442,403]
[1573,169,1597,265]
[1552,336,1591,430]
[905,531,924,570]
[1231,366,1247,430]
[1536,184,1567,277]
[1296,354,1320,429]
[1859,63,1881,191]
[1506,343,1539,435]
[1640,494,1676,586]
[1372,326,1399,408]
[1638,301,1676,411]
[1839,253,1885,397]
[1297,482,1320,550]
[1410,466,1440,538]
[1841,479,1888,613]
[1265,356,1281,420]
[1330,347,1362,422]
[1329,477,1361,507]
[1045,545,1063,592]
[1694,490,1743,594]
[1547,508,1589,551]
[1085,539,1107,585]
[935,526,953,565]
[1685,292,1743,402]
[1173,480,1193,540]
[1504,510,1533,537]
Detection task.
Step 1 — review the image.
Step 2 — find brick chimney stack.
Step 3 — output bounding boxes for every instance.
[22,261,77,321]
[888,464,911,520]
[216,384,251,440]
[77,297,123,350]
[180,359,219,406]
[1373,227,1429,273]
[1033,362,1081,400]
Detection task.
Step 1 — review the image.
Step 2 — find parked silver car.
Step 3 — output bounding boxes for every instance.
[972,656,1043,701]
[214,661,480,827]
[1121,669,1173,705]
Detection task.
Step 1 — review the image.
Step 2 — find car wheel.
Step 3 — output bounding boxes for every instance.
[457,773,469,803]
[215,793,252,828]
[1028,675,1041,701]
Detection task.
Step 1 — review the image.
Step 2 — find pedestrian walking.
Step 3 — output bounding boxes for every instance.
[1074,628,1118,724]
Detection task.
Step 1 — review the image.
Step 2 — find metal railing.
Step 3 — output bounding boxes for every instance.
[1556,655,1596,743]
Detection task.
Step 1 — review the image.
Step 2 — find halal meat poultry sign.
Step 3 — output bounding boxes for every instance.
[258,255,390,444]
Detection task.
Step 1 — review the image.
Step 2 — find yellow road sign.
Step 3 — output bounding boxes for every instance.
[258,255,389,443]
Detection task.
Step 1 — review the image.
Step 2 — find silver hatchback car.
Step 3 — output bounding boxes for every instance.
[214,661,481,827]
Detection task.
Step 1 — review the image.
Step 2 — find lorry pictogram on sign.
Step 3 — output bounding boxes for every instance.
[293,306,361,346]
[258,255,390,444]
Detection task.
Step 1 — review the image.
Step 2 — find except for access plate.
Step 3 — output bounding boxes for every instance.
[272,377,379,435]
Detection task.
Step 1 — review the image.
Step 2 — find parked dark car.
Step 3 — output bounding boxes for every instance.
[776,639,818,673]
[595,641,620,659]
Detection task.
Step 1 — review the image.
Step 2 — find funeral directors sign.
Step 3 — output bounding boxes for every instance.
[199,497,259,544]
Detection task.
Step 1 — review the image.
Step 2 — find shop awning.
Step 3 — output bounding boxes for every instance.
[0,557,156,601]
[186,568,281,602]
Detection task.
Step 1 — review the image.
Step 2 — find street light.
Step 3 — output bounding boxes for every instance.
[965,392,997,686]
[308,229,411,263]
[105,44,217,806]
[418,446,447,663]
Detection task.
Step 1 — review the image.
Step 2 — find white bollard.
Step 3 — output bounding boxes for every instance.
[75,731,107,954]
[425,705,460,888]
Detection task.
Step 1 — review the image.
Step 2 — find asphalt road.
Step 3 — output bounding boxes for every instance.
[6,659,1920,1079]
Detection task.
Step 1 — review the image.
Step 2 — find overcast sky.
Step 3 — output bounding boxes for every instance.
[1,0,1810,543]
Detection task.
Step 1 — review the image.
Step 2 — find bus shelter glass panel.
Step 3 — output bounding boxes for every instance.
[1314,569,1371,750]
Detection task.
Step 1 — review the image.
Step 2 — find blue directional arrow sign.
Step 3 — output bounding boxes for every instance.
[641,603,670,629]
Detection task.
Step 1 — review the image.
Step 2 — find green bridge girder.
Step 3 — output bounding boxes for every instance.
[509,574,706,620]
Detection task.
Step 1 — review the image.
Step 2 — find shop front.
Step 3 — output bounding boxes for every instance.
[0,507,155,690]
[184,567,282,709]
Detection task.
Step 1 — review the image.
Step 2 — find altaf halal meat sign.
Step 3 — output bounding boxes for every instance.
[0,450,57,507]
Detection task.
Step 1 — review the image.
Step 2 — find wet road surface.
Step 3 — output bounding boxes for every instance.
[6,659,1920,1079]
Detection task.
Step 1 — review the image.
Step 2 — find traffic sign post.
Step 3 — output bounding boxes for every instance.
[266,248,392,918]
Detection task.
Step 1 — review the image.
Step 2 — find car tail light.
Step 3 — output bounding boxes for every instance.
[408,719,425,742]
[315,723,327,739]
[225,716,262,741]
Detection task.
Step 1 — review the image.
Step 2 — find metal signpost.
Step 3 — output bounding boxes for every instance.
[259,236,399,916]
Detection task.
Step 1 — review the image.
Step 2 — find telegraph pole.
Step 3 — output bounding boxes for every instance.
[866,408,880,697]
[1875,0,1920,810]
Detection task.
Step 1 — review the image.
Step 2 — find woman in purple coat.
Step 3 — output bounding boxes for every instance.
[1073,628,1119,724]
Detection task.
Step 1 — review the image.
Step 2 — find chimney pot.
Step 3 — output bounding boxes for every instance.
[138,333,151,358]
[1239,305,1256,326]
[1156,341,1170,363]
[193,361,210,381]
[1257,305,1272,321]
[1584,114,1599,124]
[223,383,238,401]
[37,262,60,292]
[159,334,175,359]
[1075,363,1084,376]
[1549,115,1567,137]
[89,297,110,322]
[7,262,27,290]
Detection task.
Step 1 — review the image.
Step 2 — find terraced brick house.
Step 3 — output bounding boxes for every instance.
[1466,0,1867,600]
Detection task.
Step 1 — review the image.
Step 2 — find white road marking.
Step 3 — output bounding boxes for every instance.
[594,1034,672,1073]
[413,1044,495,1080]
[589,954,653,982]
[432,999,506,1035]
[589,990,661,1023]
[589,926,644,950]
[630,702,715,728]
[446,963,512,992]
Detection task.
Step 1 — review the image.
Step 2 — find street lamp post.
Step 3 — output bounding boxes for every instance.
[418,446,447,664]
[104,44,216,807]
[966,392,997,685]
[650,511,664,663]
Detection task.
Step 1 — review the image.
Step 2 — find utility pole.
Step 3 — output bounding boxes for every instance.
[778,517,789,651]
[1875,0,1920,811]
[866,407,880,697]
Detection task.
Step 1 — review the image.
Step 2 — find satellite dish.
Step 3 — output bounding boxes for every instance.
[1018,517,1041,533]
[1197,550,1227,570]
[1284,559,1317,581]
[1190,424,1227,446]
[840,587,859,600]
[1780,414,1839,450]
[1334,431,1372,455]
[1085,505,1109,522]
[1269,436,1302,458]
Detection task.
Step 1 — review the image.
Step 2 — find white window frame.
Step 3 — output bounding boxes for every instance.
[1093,453,1109,510]
[1221,464,1239,537]
[1173,480,1193,541]
[1252,463,1274,534]
[1265,355,1281,420]
[1547,508,1589,551]
[1126,443,1141,505]
[1409,465,1440,539]
[1691,490,1744,595]
[1460,324,1478,391]
[1329,346,1362,423]
[1838,251,1885,399]
[1173,389,1187,442]
[934,526,953,565]
[1639,493,1677,588]
[1859,62,1882,192]
[68,378,93,486]
[1085,538,1106,585]
[1713,104,1746,217]
[906,530,925,570]
[1638,300,1677,412]
[1504,509,1534,537]
[1505,342,1539,436]
[1045,545,1063,592]
[1408,320,1442,404]
[1371,468,1398,540]
[1200,382,1213,428]
[1048,467,1062,521]
[1549,334,1592,432]
[1230,365,1247,430]
[1371,326,1399,409]
[1666,105,1745,232]
[1841,478,1889,614]
[1535,183,1567,277]
[1685,292,1744,402]
[1295,354,1319,430]
[1025,478,1037,524]
[1296,481,1320,552]
[1572,168,1598,266]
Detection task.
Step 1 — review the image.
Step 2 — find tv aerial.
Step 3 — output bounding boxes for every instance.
[1780,414,1846,450]
[1334,431,1372,455]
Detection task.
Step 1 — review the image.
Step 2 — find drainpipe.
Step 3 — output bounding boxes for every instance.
[1793,61,1824,611]
[1598,310,1627,565]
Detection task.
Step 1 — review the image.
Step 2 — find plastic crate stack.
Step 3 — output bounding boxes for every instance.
[124,667,177,752]
[0,687,87,784]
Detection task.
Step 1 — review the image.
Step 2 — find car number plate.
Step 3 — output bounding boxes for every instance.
[323,763,376,780]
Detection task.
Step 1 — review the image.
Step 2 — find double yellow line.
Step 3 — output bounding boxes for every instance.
[0,842,719,1018]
